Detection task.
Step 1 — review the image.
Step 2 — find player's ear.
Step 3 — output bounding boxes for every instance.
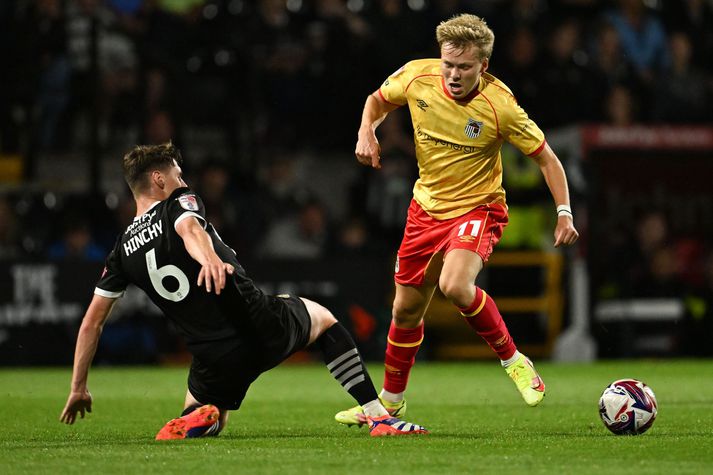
[481,58,489,73]
[151,170,164,189]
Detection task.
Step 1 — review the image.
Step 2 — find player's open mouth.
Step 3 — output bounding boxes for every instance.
[449,83,462,94]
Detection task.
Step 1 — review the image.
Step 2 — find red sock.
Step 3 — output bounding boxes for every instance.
[458,287,517,360]
[383,321,424,394]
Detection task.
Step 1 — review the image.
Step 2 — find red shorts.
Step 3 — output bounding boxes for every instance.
[395,200,508,286]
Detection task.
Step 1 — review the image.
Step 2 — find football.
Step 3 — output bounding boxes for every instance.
[598,379,658,435]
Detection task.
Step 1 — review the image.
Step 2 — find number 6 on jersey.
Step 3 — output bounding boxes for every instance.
[146,248,190,301]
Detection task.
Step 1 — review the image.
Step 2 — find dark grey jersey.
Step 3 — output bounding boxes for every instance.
[95,187,267,357]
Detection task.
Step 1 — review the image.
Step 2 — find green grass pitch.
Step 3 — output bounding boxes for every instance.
[2,360,713,474]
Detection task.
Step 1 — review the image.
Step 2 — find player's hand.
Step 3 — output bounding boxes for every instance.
[554,215,579,247]
[60,389,93,424]
[355,127,382,169]
[197,260,234,295]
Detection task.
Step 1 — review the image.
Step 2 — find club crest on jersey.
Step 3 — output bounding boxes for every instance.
[178,194,199,211]
[464,118,483,139]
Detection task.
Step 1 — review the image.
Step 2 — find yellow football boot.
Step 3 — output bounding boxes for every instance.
[505,354,546,407]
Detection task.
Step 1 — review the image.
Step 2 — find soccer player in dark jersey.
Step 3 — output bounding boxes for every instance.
[336,14,579,426]
[59,143,427,438]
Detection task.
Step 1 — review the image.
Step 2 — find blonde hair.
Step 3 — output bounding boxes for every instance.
[436,14,495,60]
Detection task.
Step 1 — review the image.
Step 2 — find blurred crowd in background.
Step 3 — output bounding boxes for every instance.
[1,0,710,153]
[1,0,712,306]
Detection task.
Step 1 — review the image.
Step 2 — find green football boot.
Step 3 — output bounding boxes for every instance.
[505,353,546,407]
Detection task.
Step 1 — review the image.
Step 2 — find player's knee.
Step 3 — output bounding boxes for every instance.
[318,310,338,333]
[392,302,423,327]
[439,276,472,307]
[314,304,337,327]
[304,298,338,341]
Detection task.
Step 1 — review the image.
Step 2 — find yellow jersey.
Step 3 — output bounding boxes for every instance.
[378,59,546,219]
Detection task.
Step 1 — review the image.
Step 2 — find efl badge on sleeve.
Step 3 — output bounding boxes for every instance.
[464,118,483,139]
[178,194,199,211]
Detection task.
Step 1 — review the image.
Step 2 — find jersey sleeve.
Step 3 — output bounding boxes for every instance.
[168,190,207,230]
[499,96,546,157]
[94,244,128,299]
[377,63,412,106]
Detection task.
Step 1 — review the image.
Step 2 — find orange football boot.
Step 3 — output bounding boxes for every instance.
[155,404,220,440]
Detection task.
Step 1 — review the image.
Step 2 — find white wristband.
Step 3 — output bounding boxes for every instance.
[557,204,572,217]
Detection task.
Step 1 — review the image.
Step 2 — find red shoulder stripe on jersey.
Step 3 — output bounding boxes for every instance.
[405,74,441,94]
[527,139,547,157]
[489,81,517,102]
[479,91,500,138]
[441,78,454,99]
[377,88,401,106]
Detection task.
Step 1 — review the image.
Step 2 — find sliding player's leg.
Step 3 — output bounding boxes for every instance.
[333,281,435,427]
[302,297,427,436]
[156,341,262,440]
[155,389,223,440]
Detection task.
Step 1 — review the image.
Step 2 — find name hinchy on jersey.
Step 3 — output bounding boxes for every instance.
[123,220,164,257]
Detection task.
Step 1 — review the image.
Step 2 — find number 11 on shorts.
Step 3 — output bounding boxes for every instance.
[458,219,482,237]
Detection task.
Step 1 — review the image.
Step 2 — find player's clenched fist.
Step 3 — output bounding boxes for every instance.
[553,217,579,248]
[356,128,381,169]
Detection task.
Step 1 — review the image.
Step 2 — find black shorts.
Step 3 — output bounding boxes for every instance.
[187,295,312,410]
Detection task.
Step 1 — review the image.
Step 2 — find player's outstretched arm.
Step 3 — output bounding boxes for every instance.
[355,92,400,169]
[175,216,234,294]
[60,295,116,424]
[531,142,579,247]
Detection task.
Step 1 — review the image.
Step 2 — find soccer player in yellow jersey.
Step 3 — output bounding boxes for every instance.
[336,13,579,426]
